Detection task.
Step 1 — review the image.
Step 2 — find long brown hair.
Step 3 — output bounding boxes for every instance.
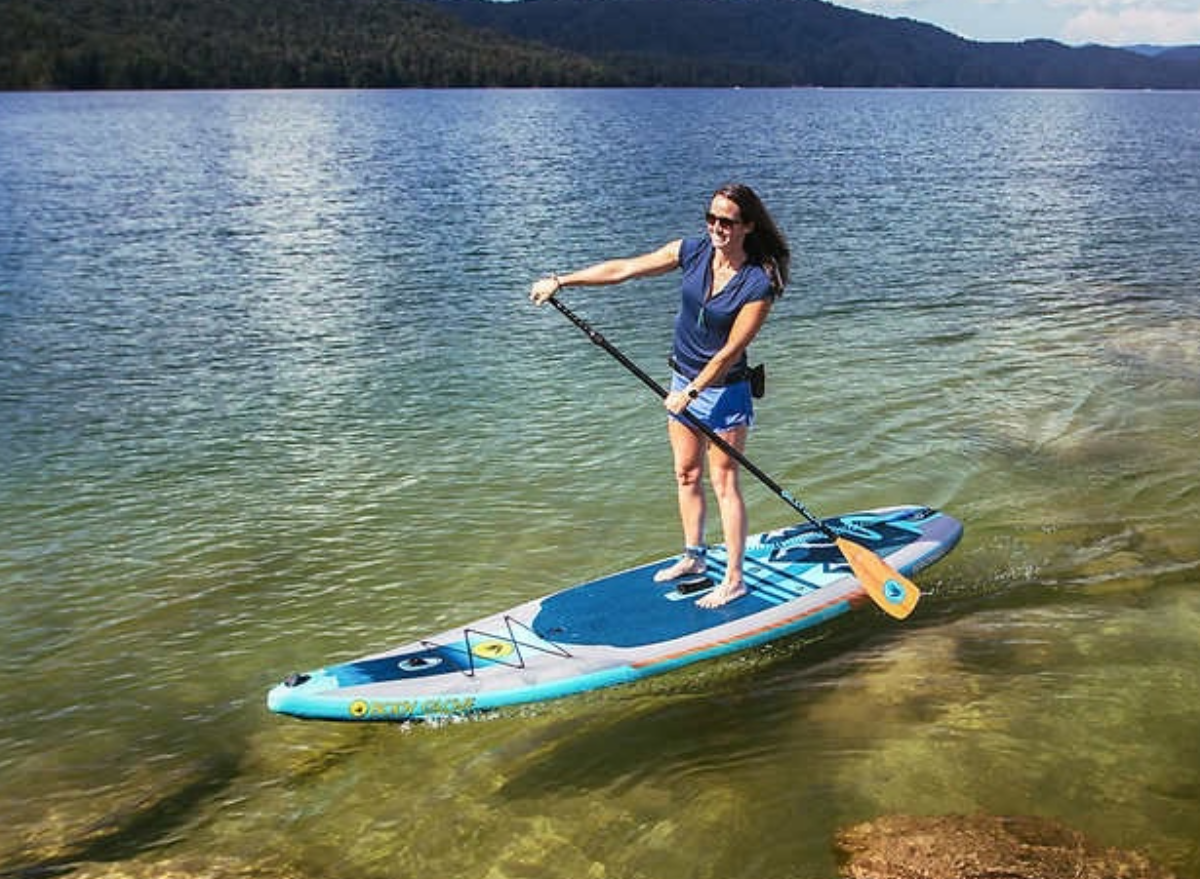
[716,183,790,296]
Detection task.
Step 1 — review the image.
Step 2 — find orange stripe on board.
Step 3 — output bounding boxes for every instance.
[631,593,856,670]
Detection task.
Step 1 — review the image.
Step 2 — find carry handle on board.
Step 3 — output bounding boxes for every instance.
[546,295,921,620]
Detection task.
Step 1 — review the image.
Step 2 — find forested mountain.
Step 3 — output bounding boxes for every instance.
[3,0,1199,89]
[436,0,1200,88]
[0,0,609,88]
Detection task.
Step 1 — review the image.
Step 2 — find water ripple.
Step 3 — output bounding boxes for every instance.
[2,89,1199,878]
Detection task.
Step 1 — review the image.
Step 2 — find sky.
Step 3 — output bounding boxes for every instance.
[831,0,1200,46]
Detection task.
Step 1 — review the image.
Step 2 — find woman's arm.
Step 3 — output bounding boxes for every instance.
[531,240,682,304]
[667,298,773,411]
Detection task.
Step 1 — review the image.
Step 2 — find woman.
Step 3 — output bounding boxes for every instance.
[530,183,789,608]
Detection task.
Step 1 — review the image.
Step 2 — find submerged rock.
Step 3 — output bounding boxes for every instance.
[69,855,307,878]
[4,755,240,878]
[836,814,1176,879]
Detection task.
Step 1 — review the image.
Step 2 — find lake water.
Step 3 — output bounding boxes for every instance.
[1,88,1198,878]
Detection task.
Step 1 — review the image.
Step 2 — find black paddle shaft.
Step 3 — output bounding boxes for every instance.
[547,296,833,538]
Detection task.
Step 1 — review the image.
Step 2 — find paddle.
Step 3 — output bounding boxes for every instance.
[546,295,921,620]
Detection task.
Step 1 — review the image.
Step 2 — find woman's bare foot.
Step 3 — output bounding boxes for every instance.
[653,554,706,583]
[696,580,746,608]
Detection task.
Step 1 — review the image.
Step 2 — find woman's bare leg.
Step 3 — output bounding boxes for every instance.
[697,425,748,608]
[653,419,709,581]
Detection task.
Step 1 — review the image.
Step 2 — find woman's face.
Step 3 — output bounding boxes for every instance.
[706,194,754,251]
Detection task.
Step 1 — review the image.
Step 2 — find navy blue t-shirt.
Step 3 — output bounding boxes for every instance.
[672,236,774,380]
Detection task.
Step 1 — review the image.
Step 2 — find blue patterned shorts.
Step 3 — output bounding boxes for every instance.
[669,371,754,432]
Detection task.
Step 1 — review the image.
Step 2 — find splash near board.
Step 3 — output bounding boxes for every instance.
[267,505,962,723]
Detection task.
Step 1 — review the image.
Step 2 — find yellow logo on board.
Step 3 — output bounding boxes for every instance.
[471,640,515,660]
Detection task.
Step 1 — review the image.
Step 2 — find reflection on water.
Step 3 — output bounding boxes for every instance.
[1,89,1198,878]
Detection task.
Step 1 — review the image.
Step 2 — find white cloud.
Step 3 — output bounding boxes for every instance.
[835,0,1200,43]
[1051,0,1199,9]
[1060,4,1200,43]
[835,0,923,8]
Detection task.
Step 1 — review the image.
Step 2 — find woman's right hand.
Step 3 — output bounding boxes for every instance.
[664,389,693,415]
[529,275,562,305]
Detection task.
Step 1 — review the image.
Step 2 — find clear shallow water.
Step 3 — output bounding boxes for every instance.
[1,88,1198,877]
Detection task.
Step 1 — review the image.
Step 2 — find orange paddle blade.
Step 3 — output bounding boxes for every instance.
[835,537,921,620]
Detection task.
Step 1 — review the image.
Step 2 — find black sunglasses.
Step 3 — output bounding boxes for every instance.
[705,212,743,230]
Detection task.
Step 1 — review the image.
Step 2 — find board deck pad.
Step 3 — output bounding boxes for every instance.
[268,505,962,722]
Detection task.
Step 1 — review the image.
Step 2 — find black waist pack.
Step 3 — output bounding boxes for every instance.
[748,363,765,399]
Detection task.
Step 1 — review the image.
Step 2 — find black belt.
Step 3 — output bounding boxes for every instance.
[669,357,764,398]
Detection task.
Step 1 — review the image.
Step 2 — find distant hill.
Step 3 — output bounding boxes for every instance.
[435,0,1200,88]
[3,0,1200,89]
[1157,46,1200,63]
[1124,44,1200,62]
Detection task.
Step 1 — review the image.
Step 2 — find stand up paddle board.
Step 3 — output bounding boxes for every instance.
[268,505,962,722]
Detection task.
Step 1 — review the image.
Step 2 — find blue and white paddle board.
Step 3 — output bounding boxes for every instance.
[267,505,962,722]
